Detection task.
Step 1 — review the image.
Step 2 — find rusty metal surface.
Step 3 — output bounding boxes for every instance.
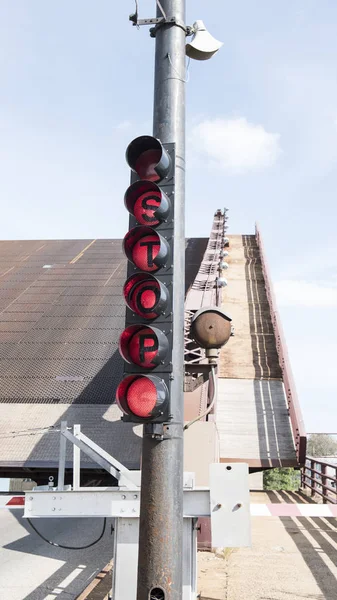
[191,310,232,349]
[185,209,226,311]
[184,237,208,295]
[255,225,307,465]
[184,210,227,417]
[0,238,202,405]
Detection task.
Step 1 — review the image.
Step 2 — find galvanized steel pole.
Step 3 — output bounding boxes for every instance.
[137,1,186,599]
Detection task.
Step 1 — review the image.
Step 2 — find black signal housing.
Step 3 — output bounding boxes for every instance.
[117,137,175,424]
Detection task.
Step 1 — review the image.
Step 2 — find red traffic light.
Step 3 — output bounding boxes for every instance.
[126,136,171,182]
[124,180,170,226]
[119,325,169,368]
[123,273,169,319]
[116,374,169,419]
[123,226,170,272]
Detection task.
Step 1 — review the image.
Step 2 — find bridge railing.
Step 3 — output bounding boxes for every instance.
[255,225,307,466]
[301,457,337,504]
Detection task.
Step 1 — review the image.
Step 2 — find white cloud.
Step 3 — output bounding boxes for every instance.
[189,117,281,173]
[275,280,337,307]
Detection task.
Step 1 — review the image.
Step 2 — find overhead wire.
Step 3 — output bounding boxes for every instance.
[27,517,107,550]
[0,424,66,440]
[167,53,190,83]
[134,0,167,20]
[156,0,166,19]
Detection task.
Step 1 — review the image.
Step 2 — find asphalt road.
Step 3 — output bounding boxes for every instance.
[0,507,114,600]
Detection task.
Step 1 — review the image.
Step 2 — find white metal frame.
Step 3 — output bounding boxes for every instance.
[24,423,251,600]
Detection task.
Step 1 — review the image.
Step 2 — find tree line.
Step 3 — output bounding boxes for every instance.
[263,434,337,490]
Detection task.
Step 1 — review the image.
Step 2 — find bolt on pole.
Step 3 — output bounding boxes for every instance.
[136,1,186,599]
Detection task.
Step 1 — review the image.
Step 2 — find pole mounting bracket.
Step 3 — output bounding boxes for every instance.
[129,13,191,38]
[144,422,166,440]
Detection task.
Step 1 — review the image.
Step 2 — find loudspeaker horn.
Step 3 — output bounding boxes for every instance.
[186,20,223,61]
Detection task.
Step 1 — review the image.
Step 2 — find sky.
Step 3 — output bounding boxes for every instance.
[0,0,337,432]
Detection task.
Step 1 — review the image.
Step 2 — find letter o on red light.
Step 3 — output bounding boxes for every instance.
[123,273,169,319]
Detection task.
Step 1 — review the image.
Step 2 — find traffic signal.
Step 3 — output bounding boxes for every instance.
[116,136,175,423]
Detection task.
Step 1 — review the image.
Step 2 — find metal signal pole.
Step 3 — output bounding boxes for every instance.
[137,1,186,599]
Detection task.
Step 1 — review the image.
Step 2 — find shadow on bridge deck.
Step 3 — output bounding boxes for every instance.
[224,490,337,600]
[268,490,337,600]
[0,507,114,600]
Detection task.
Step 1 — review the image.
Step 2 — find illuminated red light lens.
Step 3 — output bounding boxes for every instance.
[135,149,162,182]
[124,181,170,228]
[123,274,168,320]
[116,374,169,421]
[132,234,160,272]
[123,227,169,274]
[120,326,159,368]
[126,377,157,417]
[133,190,161,226]
[139,287,157,310]
[126,136,171,184]
[129,328,157,367]
[119,325,168,368]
